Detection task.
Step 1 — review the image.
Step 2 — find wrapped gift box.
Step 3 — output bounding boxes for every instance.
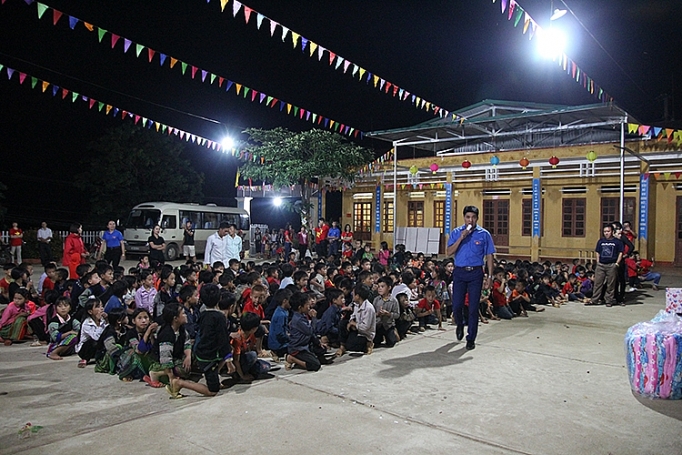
[666,288,682,314]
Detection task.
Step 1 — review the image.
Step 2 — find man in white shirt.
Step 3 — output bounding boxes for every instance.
[205,222,229,268]
[37,221,53,267]
[225,223,243,263]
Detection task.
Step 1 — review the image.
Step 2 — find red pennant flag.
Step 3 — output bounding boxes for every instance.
[134,115,140,124]
[191,66,198,78]
[88,98,96,109]
[53,9,62,25]
[328,51,336,65]
[300,109,305,119]
[61,88,69,99]
[251,90,257,102]
[218,76,224,87]
[121,110,127,118]
[270,98,278,108]
[243,6,252,23]
[675,172,682,179]
[392,85,398,96]
[111,34,120,48]
[385,82,391,94]
[19,73,26,84]
[148,48,155,62]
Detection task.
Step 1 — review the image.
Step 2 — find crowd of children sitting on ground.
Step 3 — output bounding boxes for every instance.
[0,241,662,398]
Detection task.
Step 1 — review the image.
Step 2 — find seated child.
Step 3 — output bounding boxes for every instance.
[491,268,514,319]
[118,308,156,381]
[415,285,442,331]
[285,292,330,371]
[336,284,376,356]
[561,274,590,303]
[316,288,345,347]
[479,278,498,323]
[372,277,399,347]
[268,289,293,361]
[396,293,416,339]
[95,307,128,375]
[579,271,594,298]
[144,303,192,390]
[242,283,270,356]
[508,279,539,317]
[533,273,562,308]
[231,312,272,382]
[75,297,107,367]
[0,288,37,345]
[178,285,200,340]
[46,296,81,360]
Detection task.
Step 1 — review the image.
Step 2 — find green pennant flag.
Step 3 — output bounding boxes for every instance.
[72,91,78,102]
[243,87,250,98]
[37,2,48,19]
[334,123,339,131]
[513,7,523,26]
[266,96,273,105]
[0,64,3,73]
[135,43,144,57]
[161,125,167,133]
[293,106,299,116]
[31,76,38,89]
[98,102,104,112]
[97,27,107,42]
[210,73,216,84]
[181,62,187,75]
[312,113,318,123]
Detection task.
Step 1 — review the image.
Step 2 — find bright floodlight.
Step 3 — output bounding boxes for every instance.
[550,8,567,21]
[273,197,283,207]
[220,137,235,151]
[537,27,567,59]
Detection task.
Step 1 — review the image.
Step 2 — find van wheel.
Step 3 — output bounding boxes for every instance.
[165,243,179,261]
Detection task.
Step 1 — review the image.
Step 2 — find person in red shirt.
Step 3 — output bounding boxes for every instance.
[62,223,87,279]
[0,264,13,302]
[633,251,661,291]
[241,284,270,356]
[230,312,271,382]
[314,218,329,259]
[9,222,23,265]
[491,267,514,319]
[415,285,442,331]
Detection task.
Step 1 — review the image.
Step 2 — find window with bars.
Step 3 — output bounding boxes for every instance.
[407,201,424,227]
[562,198,586,237]
[353,202,372,240]
[521,199,544,237]
[383,201,394,233]
[433,201,445,233]
[600,197,636,227]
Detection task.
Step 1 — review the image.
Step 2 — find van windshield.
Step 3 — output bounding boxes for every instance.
[125,209,161,229]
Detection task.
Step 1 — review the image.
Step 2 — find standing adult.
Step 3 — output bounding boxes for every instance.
[147,225,166,266]
[37,221,53,267]
[182,220,195,262]
[283,224,293,259]
[253,227,262,259]
[297,226,309,260]
[446,206,495,351]
[327,221,341,257]
[205,222,229,267]
[62,223,87,279]
[101,220,126,269]
[9,222,23,265]
[612,221,634,305]
[314,218,329,259]
[591,224,624,307]
[225,223,243,263]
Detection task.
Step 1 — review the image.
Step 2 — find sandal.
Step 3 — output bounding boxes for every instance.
[143,375,164,388]
[165,384,185,399]
[77,359,87,368]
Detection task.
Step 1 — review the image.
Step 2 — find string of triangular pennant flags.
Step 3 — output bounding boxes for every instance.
[204,0,466,124]
[490,0,614,103]
[357,148,395,177]
[627,122,682,146]
[6,0,364,138]
[0,61,267,162]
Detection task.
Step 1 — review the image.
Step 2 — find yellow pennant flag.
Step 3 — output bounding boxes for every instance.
[373,75,379,87]
[220,0,229,12]
[235,171,240,187]
[309,42,318,57]
[41,81,49,92]
[358,68,366,80]
[286,103,292,114]
[523,16,530,34]
[330,120,335,128]
[170,57,178,68]
[628,123,638,134]
[105,105,112,114]
[235,83,242,94]
[155,122,160,132]
[425,102,431,111]
[291,32,300,48]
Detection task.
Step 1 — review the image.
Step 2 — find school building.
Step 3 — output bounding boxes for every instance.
[336,100,682,265]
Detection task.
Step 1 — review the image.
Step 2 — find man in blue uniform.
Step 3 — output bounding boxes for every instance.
[446,206,495,350]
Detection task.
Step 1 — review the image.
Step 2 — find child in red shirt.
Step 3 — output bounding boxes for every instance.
[415,285,442,331]
[492,268,514,320]
[230,312,271,382]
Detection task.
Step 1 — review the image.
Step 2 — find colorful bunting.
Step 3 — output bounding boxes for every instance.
[25,0,362,137]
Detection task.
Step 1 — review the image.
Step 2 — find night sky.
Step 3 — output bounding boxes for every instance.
[0,0,679,228]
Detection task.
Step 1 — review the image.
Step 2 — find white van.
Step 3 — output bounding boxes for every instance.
[124,202,250,261]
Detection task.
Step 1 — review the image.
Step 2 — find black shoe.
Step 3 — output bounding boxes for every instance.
[466,340,476,350]
[456,325,464,341]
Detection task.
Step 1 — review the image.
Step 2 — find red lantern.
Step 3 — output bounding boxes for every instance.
[430,163,439,174]
[462,160,471,169]
[549,156,560,168]
[519,157,530,169]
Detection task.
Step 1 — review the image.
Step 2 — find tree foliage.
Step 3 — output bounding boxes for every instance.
[239,128,373,188]
[76,124,204,224]
[239,128,373,227]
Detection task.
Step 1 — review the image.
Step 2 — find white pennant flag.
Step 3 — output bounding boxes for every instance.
[281,26,289,42]
[270,19,277,37]
[256,13,264,29]
[232,0,242,17]
[317,45,325,61]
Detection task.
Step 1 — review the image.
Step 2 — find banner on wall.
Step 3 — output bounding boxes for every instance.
[639,174,649,241]
[375,186,381,233]
[444,183,452,234]
[532,178,541,238]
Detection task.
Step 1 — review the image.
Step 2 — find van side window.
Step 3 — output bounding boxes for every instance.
[161,215,177,229]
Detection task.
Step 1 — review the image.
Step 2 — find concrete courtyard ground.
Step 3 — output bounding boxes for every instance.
[0,264,681,455]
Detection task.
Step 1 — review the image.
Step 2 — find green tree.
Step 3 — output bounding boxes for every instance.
[240,128,373,227]
[76,124,204,224]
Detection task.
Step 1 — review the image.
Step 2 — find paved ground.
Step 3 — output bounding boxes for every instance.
[1,265,681,454]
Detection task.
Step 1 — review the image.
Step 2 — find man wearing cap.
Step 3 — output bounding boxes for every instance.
[446,205,496,351]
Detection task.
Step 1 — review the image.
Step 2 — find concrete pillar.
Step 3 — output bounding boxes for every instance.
[531,167,541,262]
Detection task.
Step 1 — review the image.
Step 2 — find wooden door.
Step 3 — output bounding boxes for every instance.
[483,199,509,252]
